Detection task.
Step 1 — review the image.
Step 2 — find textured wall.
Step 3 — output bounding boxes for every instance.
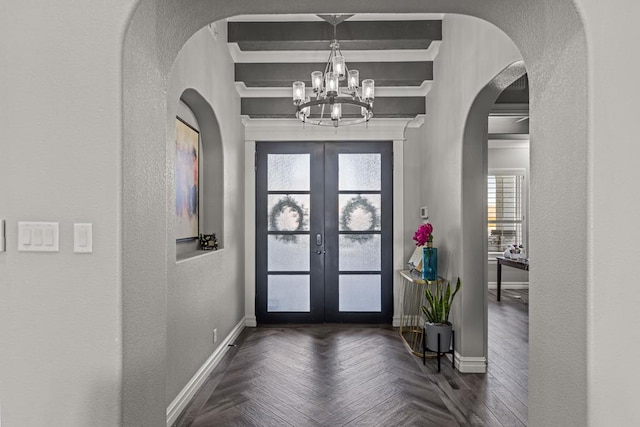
[9,0,640,425]
[403,126,424,262]
[581,1,640,425]
[0,1,134,426]
[422,15,522,359]
[166,25,245,406]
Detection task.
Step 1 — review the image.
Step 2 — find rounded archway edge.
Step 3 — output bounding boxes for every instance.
[122,1,588,426]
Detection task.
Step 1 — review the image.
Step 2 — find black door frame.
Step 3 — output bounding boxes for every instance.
[255,141,393,324]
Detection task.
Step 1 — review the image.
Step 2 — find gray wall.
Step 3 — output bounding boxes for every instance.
[166,25,245,405]
[422,15,522,359]
[403,126,425,262]
[0,1,129,425]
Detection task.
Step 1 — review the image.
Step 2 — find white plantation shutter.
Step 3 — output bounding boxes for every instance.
[488,174,524,252]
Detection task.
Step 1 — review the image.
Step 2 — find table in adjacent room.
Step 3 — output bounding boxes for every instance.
[495,256,529,301]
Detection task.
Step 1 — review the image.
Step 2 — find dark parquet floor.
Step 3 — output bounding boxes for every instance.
[175,289,528,426]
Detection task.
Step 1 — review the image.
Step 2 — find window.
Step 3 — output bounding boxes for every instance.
[488,172,525,253]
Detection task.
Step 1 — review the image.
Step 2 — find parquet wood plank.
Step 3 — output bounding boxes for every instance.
[175,290,529,426]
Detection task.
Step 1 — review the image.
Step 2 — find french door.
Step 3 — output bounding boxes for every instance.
[256,141,393,323]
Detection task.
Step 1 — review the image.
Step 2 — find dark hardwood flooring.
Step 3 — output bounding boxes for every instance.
[174,289,528,426]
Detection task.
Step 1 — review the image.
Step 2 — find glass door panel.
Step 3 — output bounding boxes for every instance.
[324,142,393,322]
[256,144,325,323]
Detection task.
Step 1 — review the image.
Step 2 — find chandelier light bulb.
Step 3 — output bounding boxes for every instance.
[348,70,359,90]
[333,55,346,79]
[292,81,305,103]
[311,71,323,91]
[331,103,342,120]
[362,79,375,101]
[326,72,338,94]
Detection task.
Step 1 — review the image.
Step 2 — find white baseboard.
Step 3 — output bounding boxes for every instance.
[392,315,401,327]
[245,316,257,327]
[166,317,247,426]
[488,282,529,289]
[454,352,487,373]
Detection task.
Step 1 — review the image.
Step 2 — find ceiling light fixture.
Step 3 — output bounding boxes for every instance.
[292,15,375,127]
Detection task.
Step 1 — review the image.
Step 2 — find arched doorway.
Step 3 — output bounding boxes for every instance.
[122,2,587,425]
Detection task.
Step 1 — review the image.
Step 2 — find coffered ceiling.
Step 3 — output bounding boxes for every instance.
[227,13,528,133]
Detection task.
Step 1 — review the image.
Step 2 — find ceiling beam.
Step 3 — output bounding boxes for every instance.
[228,42,442,63]
[235,81,433,98]
[235,62,433,87]
[228,21,442,51]
[241,97,426,119]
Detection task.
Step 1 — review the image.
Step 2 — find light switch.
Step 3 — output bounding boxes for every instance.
[18,222,59,252]
[74,223,92,253]
[21,227,31,245]
[32,228,43,245]
[44,228,54,246]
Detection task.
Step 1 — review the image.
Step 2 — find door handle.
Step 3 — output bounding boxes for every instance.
[316,233,323,246]
[315,250,326,255]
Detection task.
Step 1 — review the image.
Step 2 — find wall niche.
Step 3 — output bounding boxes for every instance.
[176,88,224,260]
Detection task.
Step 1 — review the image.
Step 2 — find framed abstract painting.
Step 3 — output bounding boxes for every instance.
[175,117,199,241]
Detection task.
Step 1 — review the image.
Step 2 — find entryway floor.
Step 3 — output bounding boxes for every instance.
[175,289,528,426]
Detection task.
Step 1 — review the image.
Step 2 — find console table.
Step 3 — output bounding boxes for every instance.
[495,256,529,301]
[398,270,441,356]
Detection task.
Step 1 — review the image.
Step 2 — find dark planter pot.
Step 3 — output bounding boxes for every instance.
[425,322,452,353]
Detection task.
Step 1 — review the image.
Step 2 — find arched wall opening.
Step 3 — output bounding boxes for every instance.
[122,2,587,426]
[175,88,224,259]
[461,60,527,358]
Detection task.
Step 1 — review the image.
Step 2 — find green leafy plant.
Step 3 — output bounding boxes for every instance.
[421,277,461,325]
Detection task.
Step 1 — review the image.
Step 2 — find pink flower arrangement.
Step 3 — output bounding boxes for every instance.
[413,222,434,246]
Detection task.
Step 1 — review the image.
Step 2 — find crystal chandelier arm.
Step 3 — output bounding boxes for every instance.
[324,48,332,77]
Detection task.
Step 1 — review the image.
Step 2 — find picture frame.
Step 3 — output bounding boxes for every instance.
[407,246,424,272]
[175,117,199,241]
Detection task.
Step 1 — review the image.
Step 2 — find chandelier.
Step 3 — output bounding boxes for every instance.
[292,17,375,127]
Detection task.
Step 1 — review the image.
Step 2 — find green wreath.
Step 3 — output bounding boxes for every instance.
[269,196,307,242]
[340,195,380,243]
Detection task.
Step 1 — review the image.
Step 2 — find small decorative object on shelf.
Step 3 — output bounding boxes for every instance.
[422,243,438,281]
[199,233,218,251]
[504,244,525,260]
[413,222,438,280]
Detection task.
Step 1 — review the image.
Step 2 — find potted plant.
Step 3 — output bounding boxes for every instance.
[421,277,461,353]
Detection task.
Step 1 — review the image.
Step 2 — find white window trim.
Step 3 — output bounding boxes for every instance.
[487,167,528,261]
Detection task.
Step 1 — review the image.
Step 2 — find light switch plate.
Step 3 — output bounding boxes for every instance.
[18,222,59,252]
[420,206,429,219]
[74,223,93,253]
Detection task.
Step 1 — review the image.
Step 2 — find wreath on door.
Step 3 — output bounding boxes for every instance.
[269,196,307,242]
[340,195,379,243]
